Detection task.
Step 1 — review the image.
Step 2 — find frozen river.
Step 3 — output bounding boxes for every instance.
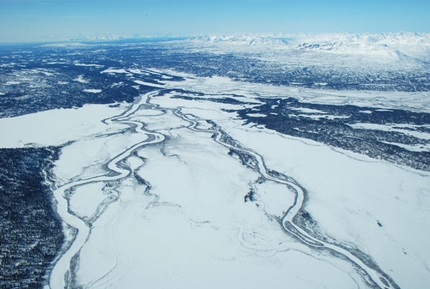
[47,86,417,288]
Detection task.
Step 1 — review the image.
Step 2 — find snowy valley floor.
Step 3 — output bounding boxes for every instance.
[1,73,430,289]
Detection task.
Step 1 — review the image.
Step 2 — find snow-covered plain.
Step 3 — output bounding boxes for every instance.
[2,67,430,289]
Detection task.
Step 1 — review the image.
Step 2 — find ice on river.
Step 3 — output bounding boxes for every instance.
[2,72,429,289]
[71,112,368,289]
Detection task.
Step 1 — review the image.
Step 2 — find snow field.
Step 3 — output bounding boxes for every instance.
[73,110,368,289]
[0,103,128,148]
[150,76,430,288]
[219,117,430,289]
[6,70,426,288]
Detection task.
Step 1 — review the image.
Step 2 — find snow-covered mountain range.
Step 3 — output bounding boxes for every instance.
[187,33,430,55]
[181,33,430,69]
[122,33,425,92]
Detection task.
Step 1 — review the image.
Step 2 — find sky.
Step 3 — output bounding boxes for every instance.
[0,0,429,43]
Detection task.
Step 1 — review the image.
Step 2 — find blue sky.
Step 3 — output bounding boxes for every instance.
[1,0,429,43]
